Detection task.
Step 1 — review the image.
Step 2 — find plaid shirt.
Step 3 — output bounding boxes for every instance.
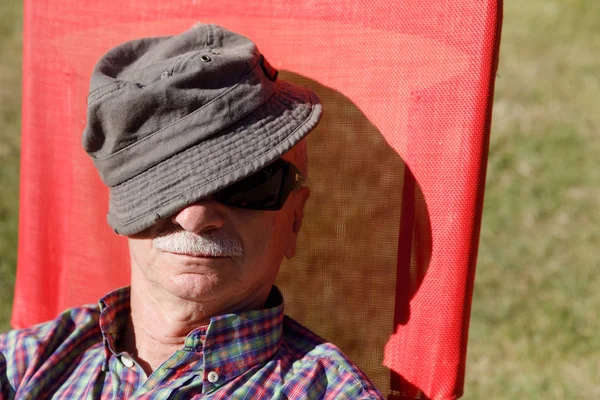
[0,287,382,399]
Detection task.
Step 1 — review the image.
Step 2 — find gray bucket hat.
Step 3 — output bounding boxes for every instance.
[82,23,322,235]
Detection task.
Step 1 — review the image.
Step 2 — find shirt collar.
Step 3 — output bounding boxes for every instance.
[98,286,284,385]
[98,286,131,366]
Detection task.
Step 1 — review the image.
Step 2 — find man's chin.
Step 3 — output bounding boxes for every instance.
[165,274,231,302]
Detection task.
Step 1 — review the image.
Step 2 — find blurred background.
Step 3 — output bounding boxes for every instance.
[0,0,598,398]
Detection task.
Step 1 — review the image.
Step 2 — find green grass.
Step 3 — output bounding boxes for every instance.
[0,0,598,398]
[0,0,22,334]
[465,0,600,398]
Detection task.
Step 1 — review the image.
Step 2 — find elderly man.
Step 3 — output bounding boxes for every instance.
[0,24,383,399]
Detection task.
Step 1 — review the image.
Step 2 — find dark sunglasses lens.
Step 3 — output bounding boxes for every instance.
[215,161,294,210]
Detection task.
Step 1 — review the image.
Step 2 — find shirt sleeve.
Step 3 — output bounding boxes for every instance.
[0,306,101,400]
[277,355,384,399]
[0,328,37,400]
[318,359,385,400]
[0,335,13,400]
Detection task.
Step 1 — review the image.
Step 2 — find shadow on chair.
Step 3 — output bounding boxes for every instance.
[277,72,432,398]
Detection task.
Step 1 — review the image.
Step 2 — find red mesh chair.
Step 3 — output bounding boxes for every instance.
[13,1,502,398]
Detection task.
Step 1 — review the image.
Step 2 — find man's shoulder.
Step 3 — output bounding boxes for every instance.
[280,315,384,399]
[1,303,101,349]
[0,303,103,397]
[280,315,363,371]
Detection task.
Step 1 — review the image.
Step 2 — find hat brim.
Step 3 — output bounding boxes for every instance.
[107,80,322,235]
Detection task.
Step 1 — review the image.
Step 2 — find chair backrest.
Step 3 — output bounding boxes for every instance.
[13,1,502,398]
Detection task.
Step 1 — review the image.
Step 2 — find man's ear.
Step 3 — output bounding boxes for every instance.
[292,187,310,233]
[284,187,310,259]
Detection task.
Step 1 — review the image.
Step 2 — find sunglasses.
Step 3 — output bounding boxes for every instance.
[214,159,304,210]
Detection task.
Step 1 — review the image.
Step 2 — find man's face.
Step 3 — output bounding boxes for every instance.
[127,151,309,310]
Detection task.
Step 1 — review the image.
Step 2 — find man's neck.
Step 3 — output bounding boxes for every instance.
[119,284,206,375]
[122,278,270,375]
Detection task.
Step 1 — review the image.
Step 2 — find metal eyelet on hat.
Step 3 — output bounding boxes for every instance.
[160,71,170,79]
[200,55,212,62]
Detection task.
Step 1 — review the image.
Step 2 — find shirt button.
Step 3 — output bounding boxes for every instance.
[120,354,135,369]
[207,371,219,383]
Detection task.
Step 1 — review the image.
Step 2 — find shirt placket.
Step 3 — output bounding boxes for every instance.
[130,348,205,399]
[107,352,146,399]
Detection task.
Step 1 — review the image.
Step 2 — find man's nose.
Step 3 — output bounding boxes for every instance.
[170,198,225,233]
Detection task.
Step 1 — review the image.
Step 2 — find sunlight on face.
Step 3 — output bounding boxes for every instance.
[127,149,309,312]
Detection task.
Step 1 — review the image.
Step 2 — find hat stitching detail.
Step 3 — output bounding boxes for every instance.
[109,85,308,202]
[109,93,301,202]
[90,56,267,163]
[110,110,306,211]
[109,89,318,228]
[95,81,281,188]
[111,112,317,232]
[205,24,214,49]
[88,80,129,105]
[110,99,312,209]
[170,52,193,76]
[94,74,278,187]
[169,49,205,75]
[88,79,126,100]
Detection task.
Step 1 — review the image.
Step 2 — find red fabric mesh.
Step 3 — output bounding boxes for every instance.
[13,1,502,399]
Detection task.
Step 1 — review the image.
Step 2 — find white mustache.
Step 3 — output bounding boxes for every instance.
[152,231,243,257]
